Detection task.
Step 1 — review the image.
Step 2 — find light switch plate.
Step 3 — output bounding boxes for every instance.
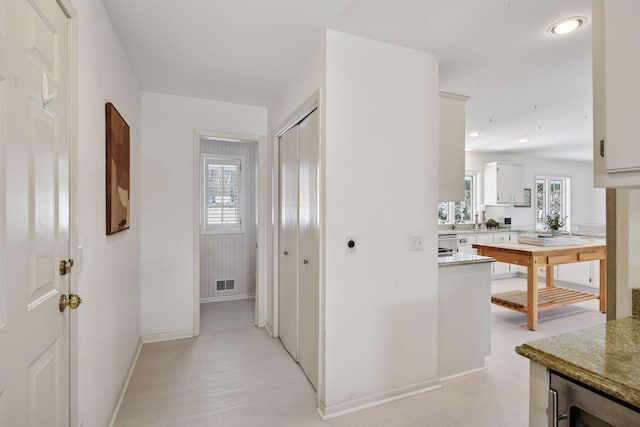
[410,234,424,251]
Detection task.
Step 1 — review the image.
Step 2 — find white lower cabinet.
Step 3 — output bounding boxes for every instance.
[457,234,476,254]
[556,261,600,289]
[457,231,518,278]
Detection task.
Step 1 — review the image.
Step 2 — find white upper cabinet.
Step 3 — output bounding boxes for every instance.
[483,162,524,205]
[439,91,469,201]
[593,0,640,187]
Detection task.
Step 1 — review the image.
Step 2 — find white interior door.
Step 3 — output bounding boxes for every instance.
[297,109,319,390]
[0,0,71,425]
[278,126,299,360]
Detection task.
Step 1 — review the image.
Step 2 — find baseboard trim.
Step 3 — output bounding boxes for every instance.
[318,379,442,420]
[440,366,487,382]
[265,324,274,337]
[108,336,143,427]
[200,294,255,304]
[142,329,194,344]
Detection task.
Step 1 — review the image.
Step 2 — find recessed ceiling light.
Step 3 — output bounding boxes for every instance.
[548,17,587,35]
[469,131,480,138]
[519,138,530,143]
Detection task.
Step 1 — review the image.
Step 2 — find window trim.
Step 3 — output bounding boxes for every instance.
[200,154,246,235]
[534,175,571,231]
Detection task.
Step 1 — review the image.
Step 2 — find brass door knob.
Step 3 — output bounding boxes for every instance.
[59,294,83,312]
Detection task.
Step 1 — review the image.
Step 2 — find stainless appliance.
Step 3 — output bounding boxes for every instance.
[438,234,457,256]
[549,371,640,426]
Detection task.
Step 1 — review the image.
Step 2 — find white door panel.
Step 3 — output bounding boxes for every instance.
[0,0,70,425]
[278,126,299,360]
[297,109,319,390]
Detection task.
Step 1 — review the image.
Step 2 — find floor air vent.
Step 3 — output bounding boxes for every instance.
[216,279,235,291]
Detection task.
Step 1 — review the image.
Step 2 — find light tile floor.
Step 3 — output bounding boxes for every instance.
[114,278,605,426]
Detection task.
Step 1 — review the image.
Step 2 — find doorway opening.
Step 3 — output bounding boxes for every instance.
[193,130,264,335]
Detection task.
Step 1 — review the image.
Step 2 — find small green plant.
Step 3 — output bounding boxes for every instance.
[545,213,567,231]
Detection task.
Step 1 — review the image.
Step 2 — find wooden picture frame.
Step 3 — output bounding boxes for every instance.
[515,188,531,208]
[105,102,130,235]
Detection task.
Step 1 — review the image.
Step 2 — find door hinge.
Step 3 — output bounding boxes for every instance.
[600,139,605,158]
[59,259,74,276]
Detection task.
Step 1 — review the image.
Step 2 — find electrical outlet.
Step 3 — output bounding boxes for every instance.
[410,234,424,251]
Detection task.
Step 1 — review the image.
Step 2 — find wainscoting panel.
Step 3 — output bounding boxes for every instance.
[200,139,256,301]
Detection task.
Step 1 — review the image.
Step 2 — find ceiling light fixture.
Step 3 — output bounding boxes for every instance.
[464,147,472,152]
[519,138,530,143]
[469,131,480,138]
[548,17,587,35]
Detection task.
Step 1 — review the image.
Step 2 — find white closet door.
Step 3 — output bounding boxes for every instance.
[297,109,320,390]
[278,126,299,359]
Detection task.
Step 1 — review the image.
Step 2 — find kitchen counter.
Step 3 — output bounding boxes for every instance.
[437,252,494,267]
[438,227,606,239]
[516,316,640,408]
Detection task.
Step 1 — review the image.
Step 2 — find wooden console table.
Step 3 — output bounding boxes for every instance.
[472,242,606,330]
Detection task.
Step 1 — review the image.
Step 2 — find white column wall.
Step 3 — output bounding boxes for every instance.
[323,30,440,411]
[74,0,141,426]
[140,92,267,337]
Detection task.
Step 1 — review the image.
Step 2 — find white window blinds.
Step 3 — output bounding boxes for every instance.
[202,156,243,232]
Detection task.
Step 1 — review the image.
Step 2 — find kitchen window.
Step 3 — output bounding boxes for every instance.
[535,176,570,231]
[438,174,476,223]
[201,155,244,233]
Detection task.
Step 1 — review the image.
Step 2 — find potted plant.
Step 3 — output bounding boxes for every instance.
[546,213,567,236]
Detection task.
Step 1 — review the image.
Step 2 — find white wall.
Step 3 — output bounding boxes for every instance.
[140,92,267,337]
[74,0,141,426]
[465,152,606,228]
[322,30,440,413]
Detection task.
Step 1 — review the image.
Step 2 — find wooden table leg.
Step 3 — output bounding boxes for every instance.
[527,263,538,330]
[546,265,555,288]
[599,257,606,312]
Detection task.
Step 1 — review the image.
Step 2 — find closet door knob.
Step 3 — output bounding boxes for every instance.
[283,251,289,255]
[303,259,309,264]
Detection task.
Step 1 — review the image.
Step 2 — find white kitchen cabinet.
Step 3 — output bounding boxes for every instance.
[483,162,524,205]
[593,0,640,187]
[438,91,469,201]
[469,232,518,278]
[457,234,476,254]
[492,233,511,276]
[556,263,592,287]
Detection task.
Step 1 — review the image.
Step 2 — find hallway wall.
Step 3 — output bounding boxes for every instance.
[74,0,141,426]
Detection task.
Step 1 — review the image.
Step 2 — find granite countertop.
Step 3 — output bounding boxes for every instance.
[438,227,606,239]
[438,253,494,268]
[516,316,640,408]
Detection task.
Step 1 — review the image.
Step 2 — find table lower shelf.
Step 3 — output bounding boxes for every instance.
[491,287,600,314]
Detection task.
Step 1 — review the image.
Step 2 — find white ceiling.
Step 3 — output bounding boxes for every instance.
[104,0,593,161]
